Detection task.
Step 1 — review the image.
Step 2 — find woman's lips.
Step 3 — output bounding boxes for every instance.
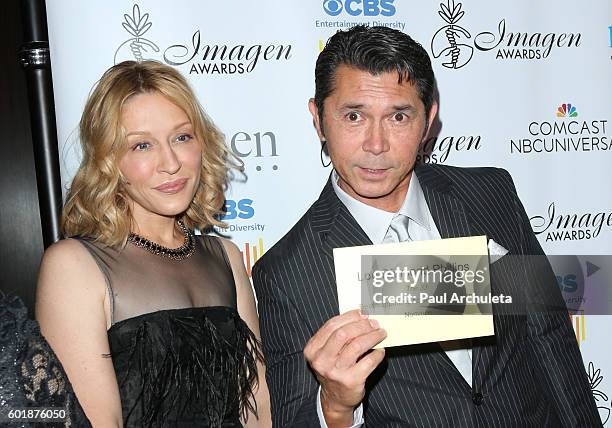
[154,178,188,194]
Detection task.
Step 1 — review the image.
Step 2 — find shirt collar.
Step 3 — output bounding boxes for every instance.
[399,171,431,232]
[331,169,431,244]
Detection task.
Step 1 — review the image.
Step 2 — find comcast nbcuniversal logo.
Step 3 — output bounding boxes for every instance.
[556,103,578,118]
[510,102,610,155]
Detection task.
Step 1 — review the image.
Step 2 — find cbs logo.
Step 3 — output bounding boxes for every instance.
[556,274,578,293]
[222,199,255,220]
[323,0,396,17]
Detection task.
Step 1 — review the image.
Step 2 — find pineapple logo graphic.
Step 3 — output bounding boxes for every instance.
[430,0,474,69]
[588,362,611,425]
[114,4,160,64]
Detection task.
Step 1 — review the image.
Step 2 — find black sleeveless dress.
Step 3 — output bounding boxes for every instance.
[77,234,261,427]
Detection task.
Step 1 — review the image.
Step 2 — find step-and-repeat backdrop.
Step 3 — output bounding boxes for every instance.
[46,2,612,423]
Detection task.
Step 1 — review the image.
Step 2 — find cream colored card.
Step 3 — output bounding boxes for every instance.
[333,235,495,348]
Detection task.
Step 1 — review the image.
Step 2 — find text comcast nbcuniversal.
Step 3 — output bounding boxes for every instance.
[510,103,609,155]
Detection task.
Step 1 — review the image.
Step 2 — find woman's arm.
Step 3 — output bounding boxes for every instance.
[36,239,123,427]
[220,238,272,428]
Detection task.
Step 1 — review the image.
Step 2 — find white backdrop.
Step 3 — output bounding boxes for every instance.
[46,1,612,423]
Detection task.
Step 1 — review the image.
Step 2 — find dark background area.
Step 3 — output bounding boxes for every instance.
[0,0,45,315]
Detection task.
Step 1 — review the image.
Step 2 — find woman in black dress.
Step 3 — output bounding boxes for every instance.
[35,60,271,427]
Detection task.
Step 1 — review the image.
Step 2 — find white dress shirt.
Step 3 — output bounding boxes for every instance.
[316,170,472,428]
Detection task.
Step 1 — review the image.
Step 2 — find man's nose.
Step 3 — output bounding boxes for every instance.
[362,122,389,155]
[158,143,181,174]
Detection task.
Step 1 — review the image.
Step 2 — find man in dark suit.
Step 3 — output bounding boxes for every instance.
[252,25,600,427]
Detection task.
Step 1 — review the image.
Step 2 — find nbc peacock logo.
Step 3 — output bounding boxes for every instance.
[430,0,473,69]
[556,103,578,118]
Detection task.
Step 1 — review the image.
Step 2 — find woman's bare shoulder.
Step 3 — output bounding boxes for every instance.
[37,238,106,298]
[214,235,241,258]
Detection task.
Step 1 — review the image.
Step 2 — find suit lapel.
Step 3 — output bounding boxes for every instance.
[415,165,472,239]
[312,177,372,262]
[306,177,372,326]
[416,164,490,388]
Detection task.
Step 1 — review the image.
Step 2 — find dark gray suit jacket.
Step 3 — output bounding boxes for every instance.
[252,164,600,427]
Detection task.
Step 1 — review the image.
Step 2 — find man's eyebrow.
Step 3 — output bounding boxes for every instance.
[339,103,365,110]
[392,104,417,112]
[337,103,418,112]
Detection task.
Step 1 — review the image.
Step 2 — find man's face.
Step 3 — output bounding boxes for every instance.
[309,65,437,212]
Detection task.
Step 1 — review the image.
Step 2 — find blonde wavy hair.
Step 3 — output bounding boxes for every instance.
[62,60,237,246]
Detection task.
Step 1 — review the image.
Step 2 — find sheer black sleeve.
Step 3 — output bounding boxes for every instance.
[0,294,91,428]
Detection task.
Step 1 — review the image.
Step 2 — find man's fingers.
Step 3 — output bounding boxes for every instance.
[335,326,387,369]
[318,309,364,341]
[353,348,386,379]
[305,309,364,358]
[315,318,379,363]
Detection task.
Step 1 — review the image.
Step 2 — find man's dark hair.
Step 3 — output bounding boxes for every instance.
[314,25,435,134]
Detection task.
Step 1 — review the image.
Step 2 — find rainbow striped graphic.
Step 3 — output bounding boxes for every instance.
[570,312,586,346]
[241,238,265,277]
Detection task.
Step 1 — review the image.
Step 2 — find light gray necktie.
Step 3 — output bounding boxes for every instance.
[383,214,411,243]
[382,212,473,387]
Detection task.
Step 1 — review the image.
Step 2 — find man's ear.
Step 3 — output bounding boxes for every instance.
[308,98,325,142]
[424,100,439,139]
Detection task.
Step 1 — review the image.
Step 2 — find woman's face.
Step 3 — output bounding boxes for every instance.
[118,91,202,222]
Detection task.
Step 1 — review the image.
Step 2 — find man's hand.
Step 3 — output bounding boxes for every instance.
[304,310,386,427]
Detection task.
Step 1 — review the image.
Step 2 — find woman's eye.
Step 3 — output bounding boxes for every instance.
[176,134,193,143]
[133,142,150,151]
